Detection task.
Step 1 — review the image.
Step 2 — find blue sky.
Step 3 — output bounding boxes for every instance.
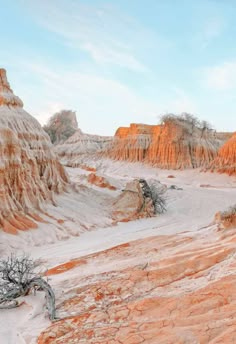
[0,0,236,135]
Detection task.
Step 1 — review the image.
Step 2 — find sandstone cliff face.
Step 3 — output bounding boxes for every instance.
[54,116,227,171]
[146,120,220,169]
[210,133,236,175]
[110,124,153,162]
[43,110,78,144]
[106,121,224,169]
[55,129,112,167]
[0,69,68,234]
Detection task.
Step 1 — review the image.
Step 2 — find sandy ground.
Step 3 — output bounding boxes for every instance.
[0,160,235,343]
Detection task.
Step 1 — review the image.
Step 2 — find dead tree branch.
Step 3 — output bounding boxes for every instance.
[0,254,56,320]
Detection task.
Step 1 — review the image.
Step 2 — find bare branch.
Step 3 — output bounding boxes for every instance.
[0,254,56,320]
[139,179,167,214]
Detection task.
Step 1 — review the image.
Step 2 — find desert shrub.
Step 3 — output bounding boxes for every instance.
[159,113,213,133]
[159,113,177,124]
[139,179,166,214]
[199,120,213,131]
[150,184,166,214]
[0,254,56,320]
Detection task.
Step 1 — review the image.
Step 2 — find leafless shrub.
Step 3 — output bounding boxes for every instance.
[0,254,56,320]
[199,120,213,131]
[139,179,166,214]
[159,113,177,124]
[159,113,213,133]
[150,184,166,214]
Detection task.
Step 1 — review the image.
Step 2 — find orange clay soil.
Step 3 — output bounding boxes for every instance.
[38,225,236,343]
[87,173,116,190]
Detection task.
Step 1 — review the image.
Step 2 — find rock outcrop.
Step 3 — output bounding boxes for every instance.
[43,110,78,144]
[38,223,236,344]
[106,119,225,169]
[112,179,155,222]
[146,119,220,169]
[55,130,112,167]
[109,124,153,162]
[210,133,236,175]
[87,173,116,190]
[0,69,68,234]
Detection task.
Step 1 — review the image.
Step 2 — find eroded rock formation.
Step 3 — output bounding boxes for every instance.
[43,110,78,144]
[146,119,220,169]
[55,129,112,167]
[0,69,68,234]
[109,124,153,162]
[210,133,236,175]
[106,119,225,169]
[54,114,230,171]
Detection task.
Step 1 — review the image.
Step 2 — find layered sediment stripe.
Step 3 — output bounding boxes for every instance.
[0,69,69,234]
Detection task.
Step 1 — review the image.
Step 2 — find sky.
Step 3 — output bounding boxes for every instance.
[0,0,236,135]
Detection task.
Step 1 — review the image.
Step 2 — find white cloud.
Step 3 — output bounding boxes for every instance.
[81,42,147,72]
[25,65,197,133]
[203,61,236,91]
[34,102,66,125]
[3,53,197,135]
[8,60,158,134]
[22,0,147,72]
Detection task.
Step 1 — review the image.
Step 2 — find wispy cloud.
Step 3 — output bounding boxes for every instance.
[3,53,201,134]
[80,42,147,72]
[5,58,159,133]
[22,0,148,72]
[203,61,236,91]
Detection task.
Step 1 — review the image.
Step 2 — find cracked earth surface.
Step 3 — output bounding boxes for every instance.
[38,226,236,343]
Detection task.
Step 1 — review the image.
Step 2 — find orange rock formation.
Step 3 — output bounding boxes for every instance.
[109,124,154,162]
[87,173,116,190]
[0,69,68,234]
[107,121,224,169]
[210,132,236,175]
